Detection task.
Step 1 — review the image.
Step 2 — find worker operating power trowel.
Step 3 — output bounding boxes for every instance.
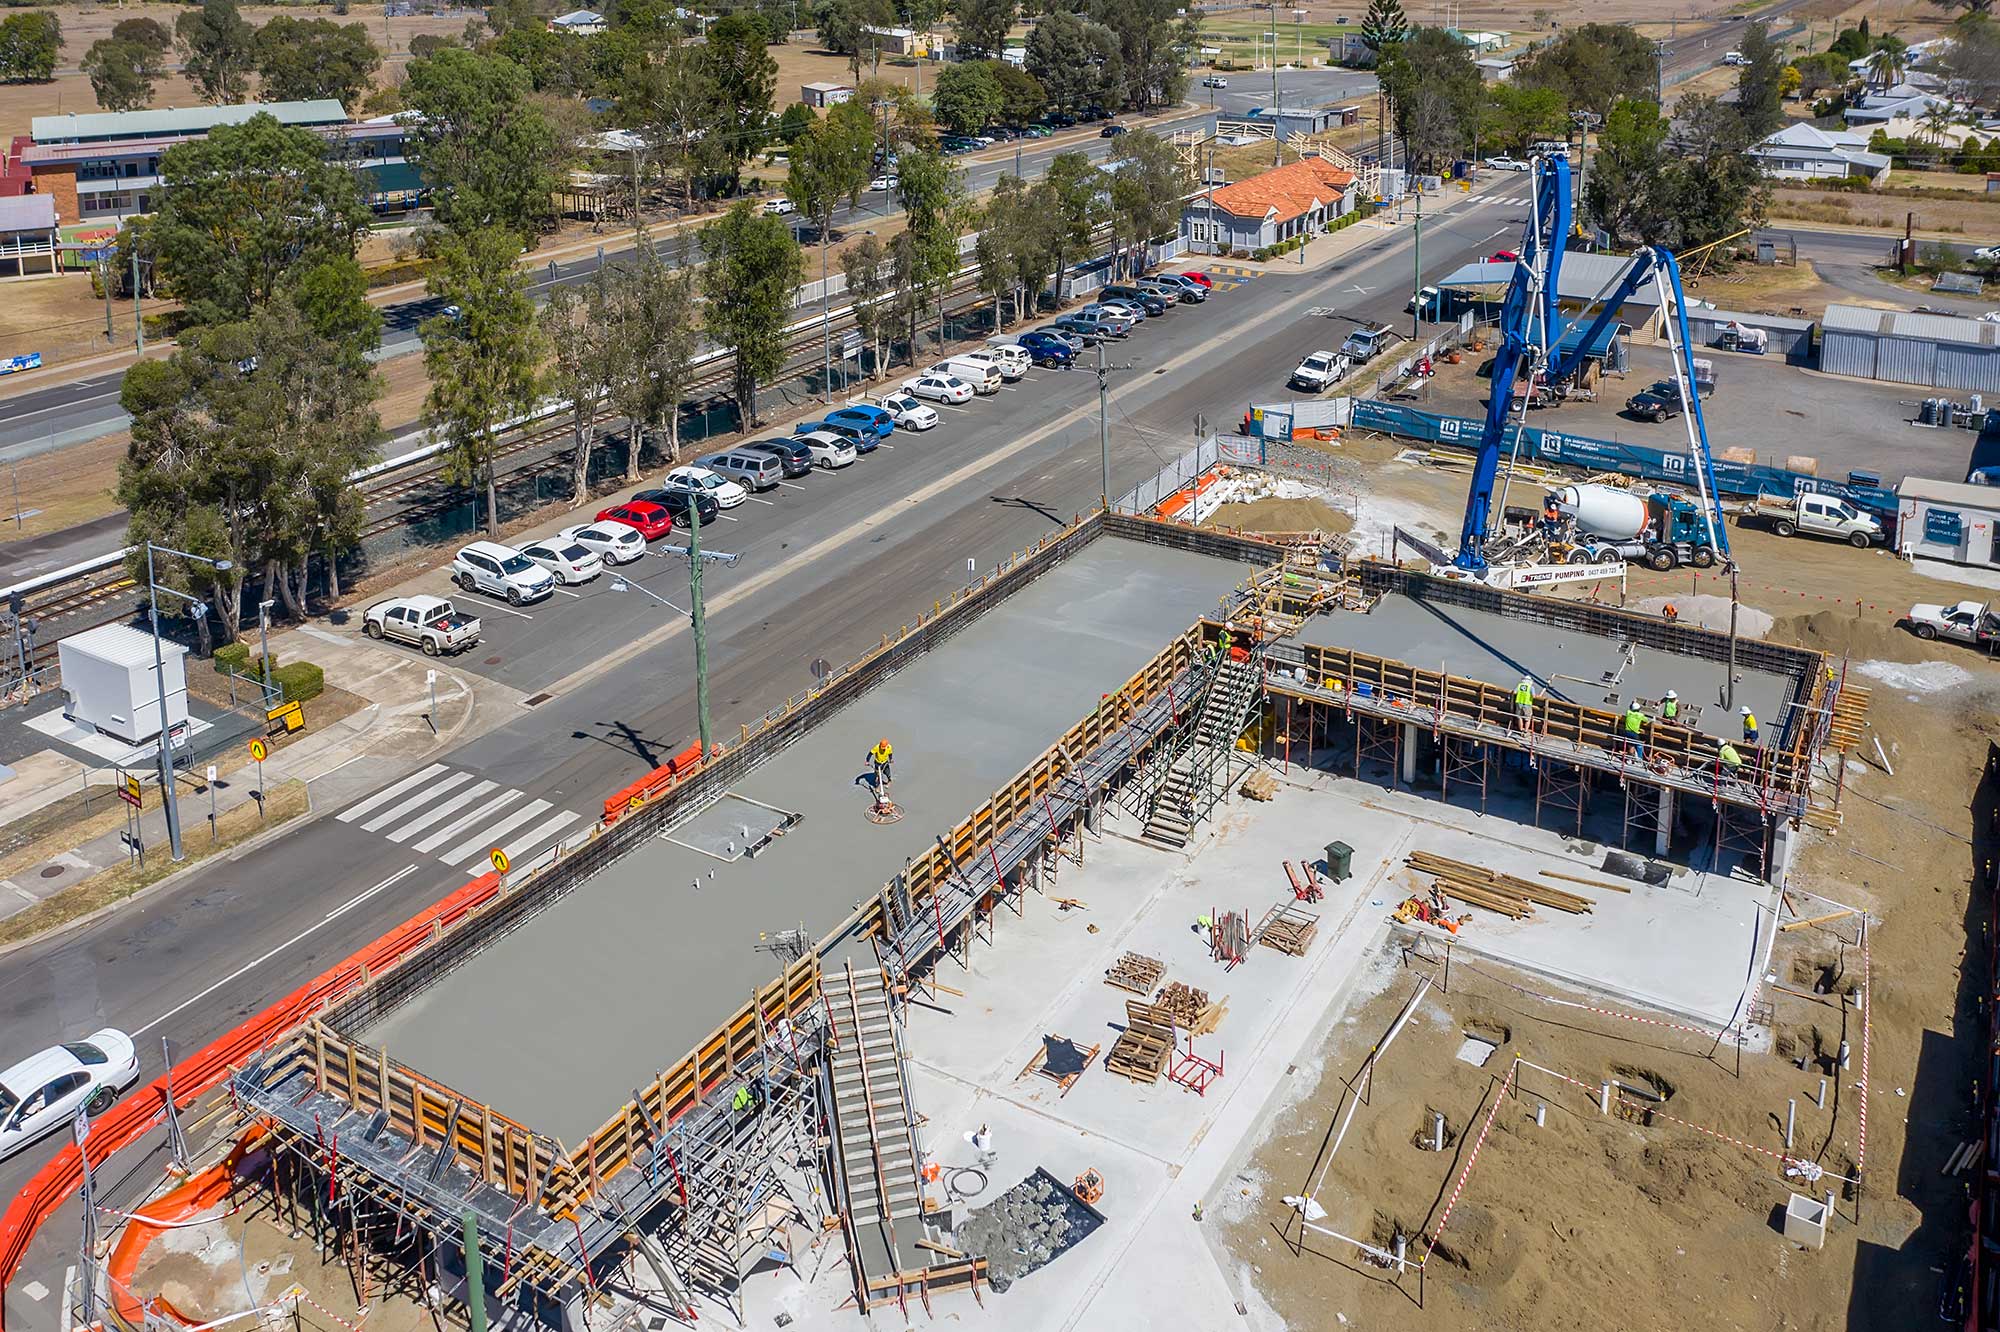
[862,736,903,824]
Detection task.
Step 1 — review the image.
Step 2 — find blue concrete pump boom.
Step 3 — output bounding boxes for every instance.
[1453,157,1732,571]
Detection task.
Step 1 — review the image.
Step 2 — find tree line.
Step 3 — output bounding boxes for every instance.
[83,0,382,111]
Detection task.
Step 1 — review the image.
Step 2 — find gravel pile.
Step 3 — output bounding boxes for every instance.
[952,1169,1103,1293]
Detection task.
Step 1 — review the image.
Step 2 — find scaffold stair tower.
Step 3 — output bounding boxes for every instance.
[825,961,926,1274]
[1141,653,1263,848]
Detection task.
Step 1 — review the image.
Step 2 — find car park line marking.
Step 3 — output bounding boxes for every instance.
[778,481,809,490]
[361,769,474,832]
[130,865,420,1039]
[555,587,583,598]
[748,496,778,505]
[488,604,536,619]
[338,763,447,823]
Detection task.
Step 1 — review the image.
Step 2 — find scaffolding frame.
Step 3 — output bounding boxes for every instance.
[1355,713,1404,785]
[1440,733,1489,812]
[1535,759,1591,835]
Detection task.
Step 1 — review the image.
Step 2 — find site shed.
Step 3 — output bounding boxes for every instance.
[1897,475,2000,567]
[56,622,188,744]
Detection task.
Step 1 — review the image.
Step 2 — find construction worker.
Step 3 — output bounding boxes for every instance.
[1661,689,1679,722]
[1740,706,1759,744]
[1513,677,1535,730]
[968,1122,996,1167]
[1621,699,1646,760]
[1663,602,1679,624]
[869,737,894,789]
[1718,741,1743,774]
[732,1083,755,1114]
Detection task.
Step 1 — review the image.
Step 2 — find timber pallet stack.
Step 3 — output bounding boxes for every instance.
[1107,1001,1175,1083]
[1104,952,1166,995]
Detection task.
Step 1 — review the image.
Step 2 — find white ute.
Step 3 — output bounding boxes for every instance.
[1289,349,1349,393]
[1906,599,1999,647]
[365,595,482,656]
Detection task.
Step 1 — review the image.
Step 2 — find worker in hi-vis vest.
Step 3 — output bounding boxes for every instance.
[1718,742,1743,773]
[1622,700,1646,760]
[1513,678,1535,730]
[869,738,894,788]
[1661,689,1679,722]
[1740,707,1758,744]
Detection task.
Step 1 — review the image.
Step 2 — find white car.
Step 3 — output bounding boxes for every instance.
[1202,75,1228,88]
[763,197,796,215]
[518,536,604,585]
[1721,50,1748,65]
[904,372,975,404]
[0,1029,140,1162]
[1289,349,1349,393]
[796,429,858,468]
[452,540,556,605]
[1974,244,2000,263]
[1483,156,1531,172]
[870,174,899,192]
[559,522,647,565]
[878,391,939,431]
[662,464,748,509]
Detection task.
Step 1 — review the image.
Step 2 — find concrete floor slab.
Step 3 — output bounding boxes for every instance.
[1299,592,1794,742]
[358,539,1251,1142]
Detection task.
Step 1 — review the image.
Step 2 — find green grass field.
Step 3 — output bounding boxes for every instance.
[1197,16,1356,63]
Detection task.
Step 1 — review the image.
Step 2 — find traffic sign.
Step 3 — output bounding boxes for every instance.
[248,738,268,762]
[489,847,511,874]
[118,773,141,807]
[72,1106,90,1147]
[628,793,644,812]
[266,699,305,733]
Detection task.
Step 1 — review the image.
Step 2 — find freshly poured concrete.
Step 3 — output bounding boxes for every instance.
[360,540,1249,1141]
[1300,593,1797,742]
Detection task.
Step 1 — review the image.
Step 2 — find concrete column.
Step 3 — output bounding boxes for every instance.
[1771,819,1797,885]
[1400,723,1419,785]
[1654,787,1674,857]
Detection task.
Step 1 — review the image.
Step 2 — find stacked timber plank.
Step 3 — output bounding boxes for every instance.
[1104,952,1166,995]
[1108,1001,1175,1083]
[1157,981,1211,1029]
[1405,851,1595,919]
[1239,769,1279,802]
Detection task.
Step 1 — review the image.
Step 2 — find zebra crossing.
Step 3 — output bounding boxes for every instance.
[336,762,584,872]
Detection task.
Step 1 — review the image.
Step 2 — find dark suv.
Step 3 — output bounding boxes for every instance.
[1623,382,1683,423]
[741,437,814,478]
[632,486,721,524]
[1104,284,1169,315]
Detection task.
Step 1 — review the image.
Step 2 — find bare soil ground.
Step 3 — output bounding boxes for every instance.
[1210,494,1355,534]
[1769,187,2000,237]
[0,2,477,145]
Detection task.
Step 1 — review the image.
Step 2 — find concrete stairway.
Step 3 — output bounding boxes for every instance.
[1141,655,1262,849]
[826,962,924,1239]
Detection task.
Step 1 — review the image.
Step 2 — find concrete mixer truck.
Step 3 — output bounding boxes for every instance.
[1550,483,1722,571]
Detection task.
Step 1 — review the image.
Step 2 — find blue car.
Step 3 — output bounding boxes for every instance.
[795,418,879,453]
[1017,332,1074,367]
[826,404,895,439]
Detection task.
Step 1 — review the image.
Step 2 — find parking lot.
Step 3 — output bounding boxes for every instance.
[1418,340,1984,487]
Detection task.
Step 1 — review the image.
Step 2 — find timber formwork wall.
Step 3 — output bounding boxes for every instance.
[298,511,1280,1221]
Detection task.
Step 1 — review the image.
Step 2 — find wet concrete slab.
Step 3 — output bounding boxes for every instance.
[1298,592,1796,742]
[360,539,1251,1142]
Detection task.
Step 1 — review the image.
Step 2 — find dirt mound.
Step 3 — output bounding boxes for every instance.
[1769,608,1930,664]
[1210,495,1354,535]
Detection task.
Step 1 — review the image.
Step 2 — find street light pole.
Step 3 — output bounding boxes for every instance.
[1096,339,1111,506]
[688,501,711,755]
[258,598,274,699]
[1411,184,1423,338]
[144,541,231,862]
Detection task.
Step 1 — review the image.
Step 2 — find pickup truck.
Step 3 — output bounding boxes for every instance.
[1743,493,1883,548]
[365,595,482,656]
[1340,325,1393,363]
[1906,599,2000,647]
[1289,349,1350,393]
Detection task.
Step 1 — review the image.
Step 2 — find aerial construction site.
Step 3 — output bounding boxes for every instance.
[4,147,1987,1332]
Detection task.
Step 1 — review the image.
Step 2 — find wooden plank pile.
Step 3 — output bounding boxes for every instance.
[1157,981,1210,1029]
[1256,902,1319,956]
[1104,952,1166,995]
[1107,1001,1175,1083]
[1405,851,1595,919]
[1239,769,1280,801]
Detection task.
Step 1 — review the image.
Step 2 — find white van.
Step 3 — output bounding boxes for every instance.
[927,356,1001,395]
[975,343,1030,379]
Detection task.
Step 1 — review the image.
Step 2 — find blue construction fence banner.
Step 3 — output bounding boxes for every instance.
[1348,400,1900,519]
[0,353,42,377]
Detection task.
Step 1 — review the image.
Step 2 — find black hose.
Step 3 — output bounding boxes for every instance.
[946,1166,989,1202]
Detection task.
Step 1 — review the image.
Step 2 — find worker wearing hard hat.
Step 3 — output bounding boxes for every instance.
[1660,689,1680,722]
[1740,707,1758,744]
[869,738,894,789]
[1513,678,1535,730]
[1718,742,1743,773]
[1621,699,1646,760]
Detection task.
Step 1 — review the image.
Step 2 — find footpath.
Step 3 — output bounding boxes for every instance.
[0,624,522,939]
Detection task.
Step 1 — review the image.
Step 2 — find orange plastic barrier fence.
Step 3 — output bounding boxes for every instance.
[601,739,705,824]
[105,1130,270,1327]
[0,872,504,1328]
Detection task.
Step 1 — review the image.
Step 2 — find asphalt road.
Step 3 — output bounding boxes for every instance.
[0,88,1369,462]
[0,172,1535,1301]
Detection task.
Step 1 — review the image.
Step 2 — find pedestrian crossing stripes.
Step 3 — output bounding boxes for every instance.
[337,763,583,872]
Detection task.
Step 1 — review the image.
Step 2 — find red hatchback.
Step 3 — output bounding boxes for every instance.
[596,501,674,541]
[1177,270,1214,289]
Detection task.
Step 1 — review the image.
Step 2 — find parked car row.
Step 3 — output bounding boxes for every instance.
[1040,272,1214,350]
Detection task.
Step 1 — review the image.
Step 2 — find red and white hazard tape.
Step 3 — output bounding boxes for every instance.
[1526,1060,1858,1184]
[1455,956,1747,1043]
[1421,1061,1516,1267]
[1857,932,1871,1172]
[288,1288,370,1332]
[95,1199,245,1228]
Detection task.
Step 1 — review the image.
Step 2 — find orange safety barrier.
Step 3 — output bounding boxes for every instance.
[1154,468,1227,522]
[0,872,504,1328]
[105,1129,270,1328]
[601,739,705,824]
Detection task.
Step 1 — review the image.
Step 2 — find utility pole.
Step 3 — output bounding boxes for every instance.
[688,501,711,754]
[131,248,144,353]
[1097,339,1111,505]
[1654,40,1669,102]
[820,230,832,405]
[1270,0,1282,167]
[99,256,113,345]
[1410,184,1423,338]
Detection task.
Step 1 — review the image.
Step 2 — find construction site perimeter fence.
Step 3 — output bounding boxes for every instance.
[0,872,506,1329]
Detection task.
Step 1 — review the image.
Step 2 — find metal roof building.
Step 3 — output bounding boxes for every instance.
[1821,303,2000,392]
[1434,252,1666,311]
[30,99,348,145]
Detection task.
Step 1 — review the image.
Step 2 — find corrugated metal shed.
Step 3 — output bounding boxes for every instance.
[1434,252,1665,307]
[1899,476,2000,506]
[1821,303,2000,390]
[32,99,348,145]
[1686,309,1817,360]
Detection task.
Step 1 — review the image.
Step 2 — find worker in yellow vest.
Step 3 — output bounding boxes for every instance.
[1661,689,1679,722]
[1621,699,1646,760]
[1718,742,1743,773]
[1740,707,1758,744]
[870,738,894,790]
[1513,678,1535,731]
